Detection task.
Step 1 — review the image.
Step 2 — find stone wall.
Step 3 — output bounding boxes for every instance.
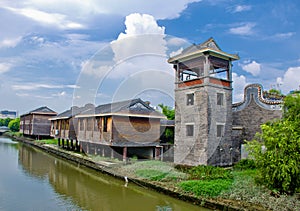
[232,84,282,162]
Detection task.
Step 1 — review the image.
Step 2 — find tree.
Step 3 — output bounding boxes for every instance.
[158,104,174,120]
[8,118,20,132]
[0,118,11,127]
[247,94,300,194]
[158,104,175,143]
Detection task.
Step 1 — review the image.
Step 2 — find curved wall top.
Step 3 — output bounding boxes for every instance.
[232,84,283,112]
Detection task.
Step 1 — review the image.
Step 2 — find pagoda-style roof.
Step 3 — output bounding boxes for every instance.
[168,37,239,63]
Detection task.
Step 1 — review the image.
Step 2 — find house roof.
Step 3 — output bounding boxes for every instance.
[76,98,166,119]
[168,37,239,63]
[21,106,57,117]
[50,104,94,120]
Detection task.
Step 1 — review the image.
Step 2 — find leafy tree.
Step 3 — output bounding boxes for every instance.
[8,118,20,132]
[158,104,174,120]
[158,104,175,143]
[247,94,300,194]
[0,118,11,127]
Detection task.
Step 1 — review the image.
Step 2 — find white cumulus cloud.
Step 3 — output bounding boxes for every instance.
[0,37,22,48]
[0,63,12,74]
[232,72,248,103]
[229,22,256,36]
[276,66,300,94]
[240,60,261,76]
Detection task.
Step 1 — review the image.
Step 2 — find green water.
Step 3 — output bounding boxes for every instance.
[0,137,209,211]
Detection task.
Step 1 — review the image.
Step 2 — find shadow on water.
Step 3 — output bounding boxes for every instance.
[12,139,209,211]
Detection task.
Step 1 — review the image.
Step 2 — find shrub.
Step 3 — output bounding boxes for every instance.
[234,159,256,170]
[188,165,233,180]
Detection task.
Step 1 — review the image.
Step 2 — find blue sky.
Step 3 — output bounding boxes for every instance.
[0,0,300,114]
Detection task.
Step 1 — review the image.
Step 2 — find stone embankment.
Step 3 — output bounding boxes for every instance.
[8,134,261,211]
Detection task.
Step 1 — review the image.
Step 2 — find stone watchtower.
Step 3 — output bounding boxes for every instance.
[168,38,239,166]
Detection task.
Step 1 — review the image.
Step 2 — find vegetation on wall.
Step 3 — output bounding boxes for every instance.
[247,93,300,194]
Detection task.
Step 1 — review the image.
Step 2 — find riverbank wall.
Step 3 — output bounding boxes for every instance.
[5,134,257,211]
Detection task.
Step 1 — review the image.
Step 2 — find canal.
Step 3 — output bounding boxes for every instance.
[0,137,209,211]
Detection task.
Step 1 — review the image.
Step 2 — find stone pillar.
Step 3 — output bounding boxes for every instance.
[102,147,105,157]
[111,148,114,159]
[123,147,127,162]
[86,143,89,154]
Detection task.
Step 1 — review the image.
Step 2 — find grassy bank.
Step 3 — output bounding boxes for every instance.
[6,135,299,211]
[114,159,300,211]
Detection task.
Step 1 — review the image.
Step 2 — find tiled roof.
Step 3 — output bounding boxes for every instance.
[168,37,239,63]
[77,98,166,119]
[21,106,57,116]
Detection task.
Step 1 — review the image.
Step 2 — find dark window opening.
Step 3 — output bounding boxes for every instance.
[186,125,194,136]
[103,117,108,132]
[217,125,224,137]
[217,93,224,105]
[187,93,194,105]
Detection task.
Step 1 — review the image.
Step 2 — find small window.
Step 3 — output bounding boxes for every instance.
[217,124,224,137]
[187,93,194,105]
[217,93,224,105]
[186,125,194,136]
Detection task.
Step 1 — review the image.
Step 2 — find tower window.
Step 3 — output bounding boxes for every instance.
[186,124,194,136]
[187,93,194,105]
[217,93,224,105]
[217,124,224,137]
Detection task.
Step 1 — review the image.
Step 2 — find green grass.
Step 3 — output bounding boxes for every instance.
[187,165,233,180]
[135,169,169,181]
[5,131,23,137]
[179,179,233,197]
[123,160,187,181]
[34,138,58,145]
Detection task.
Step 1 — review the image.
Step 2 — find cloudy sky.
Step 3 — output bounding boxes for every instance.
[1,0,300,114]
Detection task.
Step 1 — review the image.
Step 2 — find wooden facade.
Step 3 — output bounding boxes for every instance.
[50,104,94,149]
[20,106,57,138]
[75,99,166,161]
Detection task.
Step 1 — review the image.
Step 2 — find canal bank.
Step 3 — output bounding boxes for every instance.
[4,134,266,211]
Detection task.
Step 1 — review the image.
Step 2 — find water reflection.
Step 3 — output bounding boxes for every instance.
[1,137,209,211]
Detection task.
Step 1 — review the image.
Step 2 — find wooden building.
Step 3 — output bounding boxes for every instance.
[75,98,166,161]
[20,106,57,138]
[50,104,94,149]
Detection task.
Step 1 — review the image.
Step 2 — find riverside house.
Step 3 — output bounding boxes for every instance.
[20,106,57,139]
[49,104,94,150]
[75,98,166,161]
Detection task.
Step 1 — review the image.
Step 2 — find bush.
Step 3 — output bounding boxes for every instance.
[179,179,233,197]
[234,159,256,170]
[188,165,233,180]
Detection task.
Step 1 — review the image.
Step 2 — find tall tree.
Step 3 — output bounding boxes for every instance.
[247,94,300,194]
